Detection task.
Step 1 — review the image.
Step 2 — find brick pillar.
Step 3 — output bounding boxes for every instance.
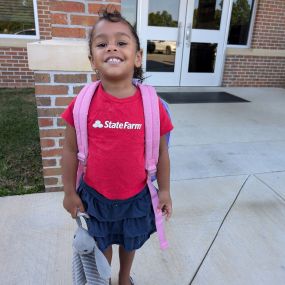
[34,71,97,191]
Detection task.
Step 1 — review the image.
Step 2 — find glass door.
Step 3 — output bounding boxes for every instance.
[180,0,231,86]
[138,0,188,86]
[137,0,231,86]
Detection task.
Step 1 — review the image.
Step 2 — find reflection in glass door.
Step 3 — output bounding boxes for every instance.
[180,0,231,86]
[138,0,187,86]
[137,0,231,86]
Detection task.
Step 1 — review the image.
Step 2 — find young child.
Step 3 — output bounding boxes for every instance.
[61,10,173,285]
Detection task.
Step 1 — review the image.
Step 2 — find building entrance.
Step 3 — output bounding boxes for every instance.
[137,0,231,86]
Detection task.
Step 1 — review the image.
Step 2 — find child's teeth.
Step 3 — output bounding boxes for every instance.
[108,58,121,63]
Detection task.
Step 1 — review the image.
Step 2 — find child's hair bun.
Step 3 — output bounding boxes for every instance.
[98,5,121,20]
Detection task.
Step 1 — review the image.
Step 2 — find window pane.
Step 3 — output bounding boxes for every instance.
[121,0,137,28]
[148,0,180,27]
[193,0,223,30]
[146,40,176,72]
[188,43,217,73]
[228,0,255,45]
[0,0,36,35]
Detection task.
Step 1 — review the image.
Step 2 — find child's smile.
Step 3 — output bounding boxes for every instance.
[105,56,123,65]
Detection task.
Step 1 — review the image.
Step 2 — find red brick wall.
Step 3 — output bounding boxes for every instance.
[50,0,120,39]
[0,0,52,88]
[251,0,285,50]
[0,48,34,88]
[37,0,52,40]
[223,56,285,87]
[223,0,285,87]
[35,71,95,191]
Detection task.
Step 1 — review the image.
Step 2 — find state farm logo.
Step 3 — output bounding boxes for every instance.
[93,120,142,130]
[93,120,104,128]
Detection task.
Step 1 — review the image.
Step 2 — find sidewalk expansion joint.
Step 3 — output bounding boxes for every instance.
[171,173,249,182]
[188,174,250,285]
[254,174,285,203]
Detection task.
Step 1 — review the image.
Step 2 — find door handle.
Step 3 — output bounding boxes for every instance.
[185,23,192,47]
[177,22,182,47]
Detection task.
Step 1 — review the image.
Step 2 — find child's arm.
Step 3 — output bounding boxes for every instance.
[156,135,172,220]
[62,124,85,218]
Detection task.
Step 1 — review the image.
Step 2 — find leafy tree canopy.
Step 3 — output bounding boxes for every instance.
[148,10,178,27]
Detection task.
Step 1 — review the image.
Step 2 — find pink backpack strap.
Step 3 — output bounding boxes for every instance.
[139,84,169,250]
[73,81,100,189]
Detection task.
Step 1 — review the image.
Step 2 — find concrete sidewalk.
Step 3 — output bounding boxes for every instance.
[1,87,285,285]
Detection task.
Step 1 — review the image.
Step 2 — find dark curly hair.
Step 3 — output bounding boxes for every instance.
[89,8,144,82]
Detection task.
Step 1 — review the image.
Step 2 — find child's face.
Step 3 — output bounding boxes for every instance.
[89,20,142,82]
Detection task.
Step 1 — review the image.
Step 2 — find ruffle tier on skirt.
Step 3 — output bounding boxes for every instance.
[78,180,156,252]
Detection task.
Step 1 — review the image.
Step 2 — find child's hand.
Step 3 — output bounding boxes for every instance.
[157,191,172,221]
[63,192,85,218]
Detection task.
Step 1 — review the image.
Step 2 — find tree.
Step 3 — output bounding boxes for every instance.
[148,10,178,27]
[231,0,251,26]
[228,0,252,44]
[193,0,223,30]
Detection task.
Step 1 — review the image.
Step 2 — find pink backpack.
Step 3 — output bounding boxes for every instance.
[73,80,170,250]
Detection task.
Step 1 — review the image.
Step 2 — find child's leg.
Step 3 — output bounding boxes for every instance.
[103,246,113,285]
[118,246,135,285]
[103,245,113,264]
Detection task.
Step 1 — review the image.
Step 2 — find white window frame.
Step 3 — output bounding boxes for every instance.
[0,0,40,40]
[227,0,258,48]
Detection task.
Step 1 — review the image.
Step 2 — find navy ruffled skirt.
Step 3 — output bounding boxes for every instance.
[77,180,156,252]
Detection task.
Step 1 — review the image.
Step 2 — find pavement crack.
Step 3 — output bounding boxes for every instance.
[188,175,250,285]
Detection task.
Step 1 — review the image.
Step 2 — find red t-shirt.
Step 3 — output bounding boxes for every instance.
[61,83,173,199]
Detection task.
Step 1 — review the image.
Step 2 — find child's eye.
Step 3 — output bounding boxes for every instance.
[96,43,107,48]
[117,41,127,47]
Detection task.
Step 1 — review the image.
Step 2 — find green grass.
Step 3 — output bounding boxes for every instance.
[0,88,45,196]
